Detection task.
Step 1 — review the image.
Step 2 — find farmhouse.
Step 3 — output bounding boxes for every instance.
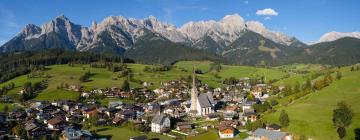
[151,113,170,133]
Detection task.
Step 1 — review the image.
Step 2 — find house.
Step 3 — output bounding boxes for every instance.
[266,124,282,131]
[25,120,49,138]
[151,113,170,133]
[82,108,98,119]
[69,85,82,92]
[130,135,148,140]
[218,126,235,138]
[223,112,235,120]
[112,116,124,125]
[108,101,123,109]
[47,117,67,130]
[176,122,192,132]
[251,128,292,140]
[218,120,238,138]
[61,127,93,140]
[243,109,258,122]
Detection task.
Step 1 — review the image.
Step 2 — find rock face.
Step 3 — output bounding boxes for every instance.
[317,31,360,43]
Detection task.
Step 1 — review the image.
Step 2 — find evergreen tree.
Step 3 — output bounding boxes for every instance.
[122,79,130,91]
[279,110,290,127]
[294,81,300,93]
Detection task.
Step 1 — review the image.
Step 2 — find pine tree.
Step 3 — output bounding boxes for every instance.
[279,110,290,127]
[122,79,130,91]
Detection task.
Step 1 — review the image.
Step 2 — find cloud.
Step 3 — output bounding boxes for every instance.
[243,1,249,4]
[264,16,271,20]
[256,8,279,16]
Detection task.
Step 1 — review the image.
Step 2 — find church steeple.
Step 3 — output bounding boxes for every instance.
[190,66,198,113]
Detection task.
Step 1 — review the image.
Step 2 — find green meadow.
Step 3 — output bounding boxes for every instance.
[0,61,289,101]
[263,66,360,140]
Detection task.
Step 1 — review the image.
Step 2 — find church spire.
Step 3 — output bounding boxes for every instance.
[189,66,198,115]
[192,66,196,89]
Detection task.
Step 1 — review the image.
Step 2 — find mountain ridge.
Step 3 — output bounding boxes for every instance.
[1,14,359,66]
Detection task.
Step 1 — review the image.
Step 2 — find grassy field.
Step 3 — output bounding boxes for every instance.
[92,125,174,140]
[185,130,244,140]
[0,61,288,101]
[263,67,360,140]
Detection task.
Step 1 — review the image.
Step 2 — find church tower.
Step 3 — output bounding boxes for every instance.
[189,67,198,114]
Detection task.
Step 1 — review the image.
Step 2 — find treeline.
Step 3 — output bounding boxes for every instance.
[0,48,134,83]
[143,65,172,73]
[90,61,127,72]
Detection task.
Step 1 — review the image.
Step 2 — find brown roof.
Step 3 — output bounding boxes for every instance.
[47,117,63,125]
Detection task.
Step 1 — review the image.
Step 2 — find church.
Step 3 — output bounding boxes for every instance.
[185,68,216,117]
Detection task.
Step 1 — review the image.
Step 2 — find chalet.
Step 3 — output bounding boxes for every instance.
[176,122,192,132]
[266,124,282,131]
[108,101,123,109]
[251,128,292,140]
[112,116,124,125]
[223,112,235,120]
[151,113,170,133]
[207,113,219,121]
[25,120,49,138]
[218,120,238,138]
[144,103,161,113]
[117,110,136,120]
[47,117,67,130]
[82,108,98,119]
[226,105,238,113]
[65,114,83,123]
[218,126,235,138]
[69,85,82,92]
[243,109,258,122]
[61,127,93,140]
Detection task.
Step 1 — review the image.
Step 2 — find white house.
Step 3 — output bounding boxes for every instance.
[151,114,170,133]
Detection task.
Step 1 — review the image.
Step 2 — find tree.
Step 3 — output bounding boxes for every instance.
[12,124,26,138]
[279,110,290,127]
[337,127,346,138]
[333,102,353,128]
[303,78,312,90]
[333,101,353,138]
[294,81,300,93]
[121,79,130,91]
[282,85,293,96]
[23,82,33,94]
[336,71,342,80]
[355,128,360,140]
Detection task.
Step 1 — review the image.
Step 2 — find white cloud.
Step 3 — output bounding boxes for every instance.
[264,16,271,20]
[256,8,279,16]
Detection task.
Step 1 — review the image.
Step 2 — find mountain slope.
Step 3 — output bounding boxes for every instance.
[300,37,360,65]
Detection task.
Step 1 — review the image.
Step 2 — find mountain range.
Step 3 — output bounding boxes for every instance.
[1,14,359,65]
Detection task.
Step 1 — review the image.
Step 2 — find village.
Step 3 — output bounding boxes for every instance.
[0,69,293,140]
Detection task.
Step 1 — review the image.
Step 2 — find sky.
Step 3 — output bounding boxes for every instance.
[0,0,359,45]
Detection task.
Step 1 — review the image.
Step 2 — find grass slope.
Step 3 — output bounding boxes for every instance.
[263,67,360,140]
[1,61,287,101]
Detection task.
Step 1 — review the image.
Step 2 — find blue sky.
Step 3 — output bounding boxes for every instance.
[0,0,359,44]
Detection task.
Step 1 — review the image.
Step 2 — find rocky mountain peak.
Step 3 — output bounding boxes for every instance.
[317,31,360,43]
[21,24,42,39]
